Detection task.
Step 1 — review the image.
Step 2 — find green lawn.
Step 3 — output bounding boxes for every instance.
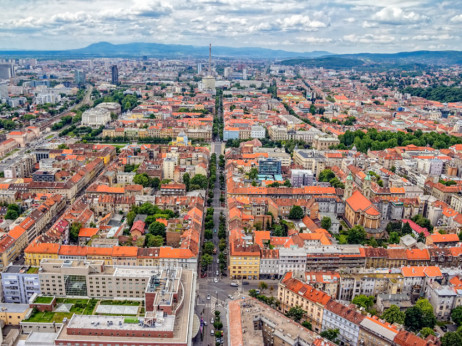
[124,317,139,324]
[34,296,53,304]
[26,267,39,274]
[24,298,96,323]
[100,300,140,306]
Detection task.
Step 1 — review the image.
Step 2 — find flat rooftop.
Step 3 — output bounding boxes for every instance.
[228,297,326,346]
[55,269,195,345]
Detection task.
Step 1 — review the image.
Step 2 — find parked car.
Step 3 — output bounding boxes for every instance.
[211,329,215,336]
[211,318,214,324]
[242,281,250,285]
[206,294,211,300]
[230,282,238,287]
[214,278,219,283]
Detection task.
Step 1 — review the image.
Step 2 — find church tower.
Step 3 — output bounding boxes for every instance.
[345,173,353,200]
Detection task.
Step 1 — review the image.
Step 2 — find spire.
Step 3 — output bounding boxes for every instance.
[208,43,212,76]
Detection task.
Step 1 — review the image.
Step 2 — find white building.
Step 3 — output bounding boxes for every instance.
[322,300,364,345]
[82,107,111,127]
[277,248,306,277]
[250,125,265,139]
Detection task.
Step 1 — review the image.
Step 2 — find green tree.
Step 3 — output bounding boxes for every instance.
[389,232,400,244]
[419,327,435,338]
[69,222,82,243]
[204,229,213,240]
[126,211,136,227]
[404,300,436,332]
[148,222,166,237]
[318,169,335,182]
[151,177,160,189]
[288,205,304,219]
[133,173,150,187]
[441,332,462,346]
[382,305,405,325]
[402,222,413,235]
[5,209,18,220]
[352,295,374,310]
[201,254,213,269]
[259,281,268,292]
[249,289,258,298]
[347,225,367,244]
[190,174,208,190]
[145,234,164,247]
[320,329,339,342]
[248,168,259,180]
[286,306,305,322]
[301,321,312,330]
[451,306,462,326]
[283,179,292,187]
[183,173,190,191]
[7,204,20,214]
[203,241,215,255]
[321,217,332,231]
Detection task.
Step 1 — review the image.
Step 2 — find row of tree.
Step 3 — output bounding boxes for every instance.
[336,129,462,153]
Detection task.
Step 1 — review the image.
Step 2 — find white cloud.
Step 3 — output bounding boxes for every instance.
[371,7,428,24]
[276,15,327,31]
[343,34,395,44]
[450,14,462,23]
[0,0,460,53]
[298,36,333,43]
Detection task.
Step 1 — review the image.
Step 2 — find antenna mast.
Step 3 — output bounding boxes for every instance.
[208,43,212,76]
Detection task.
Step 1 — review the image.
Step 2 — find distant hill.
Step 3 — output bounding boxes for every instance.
[281,50,462,69]
[340,50,462,66]
[280,57,365,69]
[0,41,332,59]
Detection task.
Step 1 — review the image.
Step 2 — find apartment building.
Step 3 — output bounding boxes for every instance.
[322,300,365,345]
[229,242,260,280]
[278,272,331,333]
[2,265,40,304]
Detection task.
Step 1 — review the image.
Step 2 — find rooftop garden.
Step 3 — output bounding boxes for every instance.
[124,317,139,324]
[26,267,39,274]
[23,298,97,323]
[100,300,140,306]
[33,296,53,304]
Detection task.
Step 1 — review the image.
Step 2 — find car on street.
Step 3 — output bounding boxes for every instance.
[214,229,217,233]
[211,329,215,336]
[203,321,207,326]
[230,282,238,287]
[206,294,211,300]
[211,318,214,324]
[216,271,219,276]
[217,259,219,263]
[228,294,233,299]
[213,278,218,283]
[242,281,250,285]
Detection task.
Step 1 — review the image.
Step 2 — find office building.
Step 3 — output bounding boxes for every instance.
[258,157,282,175]
[2,265,40,304]
[111,65,119,85]
[291,169,314,187]
[0,63,14,79]
[74,70,85,86]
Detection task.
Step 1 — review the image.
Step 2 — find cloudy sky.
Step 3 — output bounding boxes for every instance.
[1,0,461,53]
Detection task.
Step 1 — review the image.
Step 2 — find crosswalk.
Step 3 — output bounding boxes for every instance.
[209,296,217,314]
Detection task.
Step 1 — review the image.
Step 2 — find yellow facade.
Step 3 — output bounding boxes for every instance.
[25,252,58,266]
[229,255,260,280]
[0,305,31,325]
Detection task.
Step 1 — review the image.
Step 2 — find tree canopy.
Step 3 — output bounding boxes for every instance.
[288,205,304,220]
[336,128,462,153]
[382,305,405,325]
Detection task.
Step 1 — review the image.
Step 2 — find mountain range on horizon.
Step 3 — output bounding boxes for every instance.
[0,41,461,66]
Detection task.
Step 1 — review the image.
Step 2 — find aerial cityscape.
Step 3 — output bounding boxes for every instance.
[0,1,462,346]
